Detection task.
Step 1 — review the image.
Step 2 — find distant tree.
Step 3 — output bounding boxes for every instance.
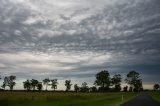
[0,75,2,90]
[123,86,128,92]
[2,75,16,90]
[114,84,121,92]
[23,80,31,91]
[51,79,58,91]
[111,74,122,91]
[134,79,143,92]
[65,80,72,91]
[43,78,50,91]
[153,84,160,91]
[80,82,89,92]
[129,86,133,92]
[74,84,79,92]
[94,70,111,92]
[90,86,97,92]
[82,82,88,88]
[37,82,43,91]
[125,71,143,92]
[30,79,39,90]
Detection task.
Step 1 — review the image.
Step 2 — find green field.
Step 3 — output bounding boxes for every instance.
[149,91,160,102]
[0,92,138,106]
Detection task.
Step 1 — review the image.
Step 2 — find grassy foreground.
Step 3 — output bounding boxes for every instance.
[0,92,138,106]
[149,91,160,102]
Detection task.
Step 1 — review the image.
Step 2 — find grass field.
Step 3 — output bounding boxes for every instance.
[0,92,138,106]
[149,91,160,102]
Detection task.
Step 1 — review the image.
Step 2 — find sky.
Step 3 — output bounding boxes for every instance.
[0,0,160,90]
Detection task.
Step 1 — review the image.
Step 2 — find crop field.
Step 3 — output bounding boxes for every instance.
[0,92,138,106]
[149,91,160,102]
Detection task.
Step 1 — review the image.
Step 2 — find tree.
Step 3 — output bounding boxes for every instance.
[51,79,58,91]
[94,70,111,91]
[134,79,143,92]
[74,84,79,92]
[30,79,39,90]
[153,84,159,91]
[37,82,43,91]
[114,84,121,92]
[90,86,97,92]
[129,86,133,92]
[0,75,2,90]
[125,71,143,92]
[65,80,72,91]
[23,80,31,91]
[2,75,16,90]
[80,82,89,92]
[43,78,50,91]
[111,74,122,91]
[123,86,128,92]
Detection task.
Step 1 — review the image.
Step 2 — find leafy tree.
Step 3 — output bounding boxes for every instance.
[153,84,159,91]
[30,79,39,90]
[82,82,88,88]
[0,75,2,90]
[51,79,58,91]
[123,86,128,92]
[114,84,121,92]
[2,75,16,90]
[74,84,79,92]
[80,82,89,92]
[43,78,50,91]
[65,80,72,91]
[134,79,143,92]
[125,71,143,92]
[37,82,43,91]
[111,74,122,91]
[129,86,133,92]
[23,80,31,91]
[90,86,97,92]
[94,70,111,91]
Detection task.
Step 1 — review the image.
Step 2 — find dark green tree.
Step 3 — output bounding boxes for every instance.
[2,75,16,90]
[90,86,97,92]
[123,86,128,92]
[43,78,50,91]
[153,84,159,91]
[134,79,143,92]
[51,79,58,91]
[129,86,133,92]
[111,74,122,91]
[30,79,39,90]
[37,82,43,91]
[65,80,72,91]
[23,80,31,91]
[125,71,143,92]
[80,82,89,92]
[94,70,111,91]
[74,84,79,92]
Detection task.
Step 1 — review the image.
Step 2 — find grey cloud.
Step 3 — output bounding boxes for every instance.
[0,0,160,89]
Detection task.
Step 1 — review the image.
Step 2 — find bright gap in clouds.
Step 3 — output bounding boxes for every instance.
[0,51,112,90]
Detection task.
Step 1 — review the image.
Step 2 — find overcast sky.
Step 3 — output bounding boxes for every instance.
[0,0,160,90]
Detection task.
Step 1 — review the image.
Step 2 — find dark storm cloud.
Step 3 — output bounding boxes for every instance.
[0,0,159,54]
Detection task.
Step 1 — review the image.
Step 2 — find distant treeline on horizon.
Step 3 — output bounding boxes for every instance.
[0,70,160,92]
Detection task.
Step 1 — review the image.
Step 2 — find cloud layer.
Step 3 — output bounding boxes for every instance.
[0,0,160,89]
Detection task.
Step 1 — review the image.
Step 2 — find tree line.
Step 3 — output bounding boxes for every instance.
[0,70,147,92]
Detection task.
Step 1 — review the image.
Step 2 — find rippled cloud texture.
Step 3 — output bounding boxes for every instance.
[0,0,160,89]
